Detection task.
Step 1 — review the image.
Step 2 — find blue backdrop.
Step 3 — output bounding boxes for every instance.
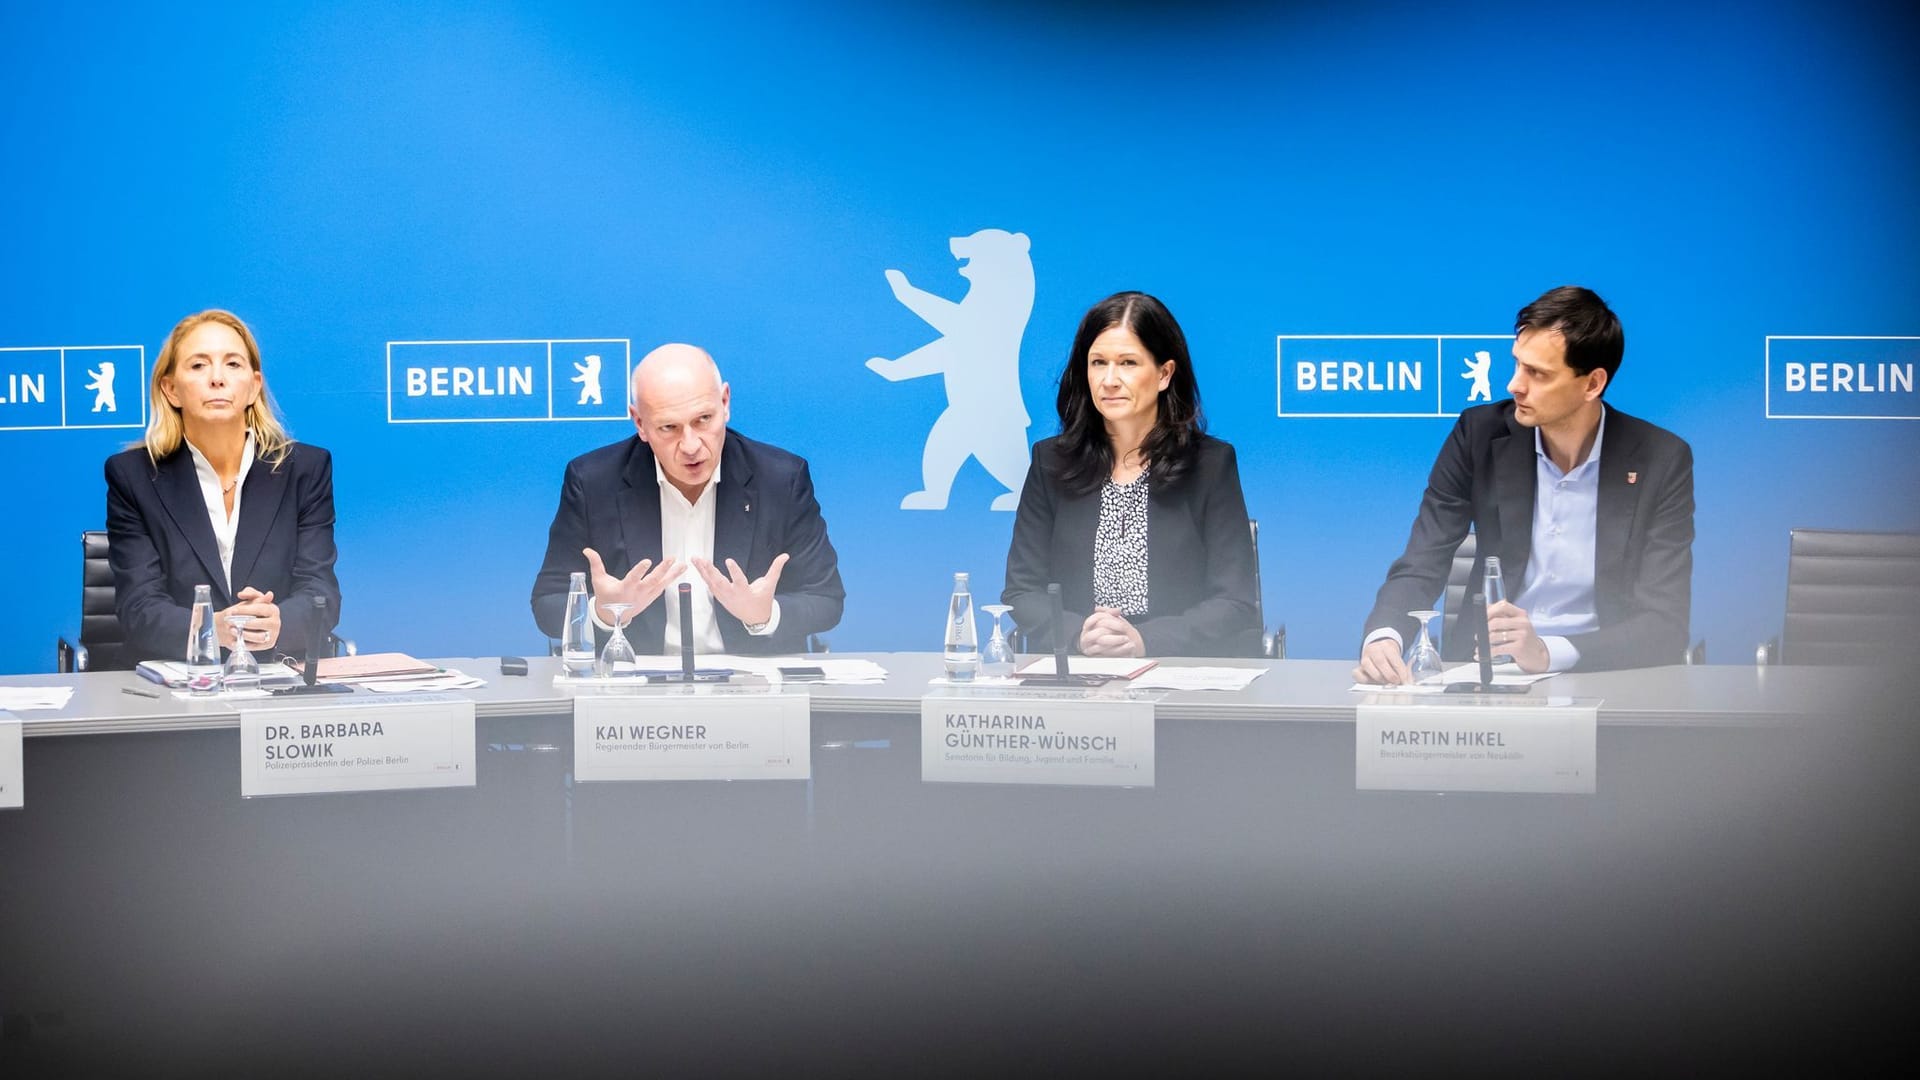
[4,0,1917,674]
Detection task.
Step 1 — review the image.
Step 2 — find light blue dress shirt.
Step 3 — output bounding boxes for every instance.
[1514,407,1606,671]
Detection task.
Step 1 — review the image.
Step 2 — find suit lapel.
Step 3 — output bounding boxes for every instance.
[1059,484,1101,604]
[1492,414,1537,586]
[1594,412,1639,601]
[712,436,756,577]
[229,457,289,594]
[155,451,232,601]
[619,439,668,652]
[618,438,664,572]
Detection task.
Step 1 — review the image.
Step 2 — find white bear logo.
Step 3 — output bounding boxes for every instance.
[866,228,1034,511]
[85,360,117,413]
[1461,350,1493,403]
[572,354,602,406]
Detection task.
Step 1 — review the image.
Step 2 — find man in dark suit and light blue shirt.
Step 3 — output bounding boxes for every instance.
[530,344,844,656]
[1354,286,1695,683]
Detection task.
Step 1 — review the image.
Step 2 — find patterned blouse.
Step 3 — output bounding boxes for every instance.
[1092,473,1150,616]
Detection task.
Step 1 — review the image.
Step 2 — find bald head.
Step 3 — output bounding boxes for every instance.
[630,344,723,405]
[630,343,731,502]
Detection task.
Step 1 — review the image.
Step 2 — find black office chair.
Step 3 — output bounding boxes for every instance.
[1439,532,1478,659]
[1757,528,1920,666]
[56,529,354,672]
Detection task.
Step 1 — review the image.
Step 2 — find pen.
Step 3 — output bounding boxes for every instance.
[122,686,159,698]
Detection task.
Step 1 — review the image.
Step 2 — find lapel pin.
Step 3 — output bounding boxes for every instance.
[1626,471,1638,485]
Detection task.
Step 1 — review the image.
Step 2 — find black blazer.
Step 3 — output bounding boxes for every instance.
[1003,434,1260,657]
[1363,401,1694,671]
[104,442,343,664]
[530,430,845,655]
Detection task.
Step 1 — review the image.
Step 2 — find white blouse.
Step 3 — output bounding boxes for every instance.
[183,431,257,592]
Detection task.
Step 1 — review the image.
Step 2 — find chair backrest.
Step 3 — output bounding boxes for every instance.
[1780,528,1920,666]
[1439,531,1477,657]
[80,529,134,671]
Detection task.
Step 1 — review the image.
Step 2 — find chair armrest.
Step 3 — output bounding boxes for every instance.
[1755,638,1778,666]
[57,634,89,673]
[1263,623,1287,660]
[327,632,358,658]
[1683,639,1706,665]
[807,633,831,655]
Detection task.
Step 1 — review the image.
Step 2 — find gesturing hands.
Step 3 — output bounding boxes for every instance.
[692,553,788,628]
[582,548,683,625]
[1080,606,1145,658]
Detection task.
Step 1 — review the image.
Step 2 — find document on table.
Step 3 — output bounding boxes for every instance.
[1015,656,1159,679]
[554,656,890,686]
[708,655,890,685]
[1349,663,1558,694]
[0,687,76,711]
[361,670,487,693]
[1127,666,1267,692]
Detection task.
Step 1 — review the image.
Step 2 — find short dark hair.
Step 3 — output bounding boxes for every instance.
[1052,291,1205,495]
[1514,286,1624,392]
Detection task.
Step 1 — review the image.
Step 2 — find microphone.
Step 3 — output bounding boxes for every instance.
[304,597,325,687]
[275,596,348,695]
[1445,593,1527,694]
[678,582,696,681]
[1475,594,1495,687]
[1048,583,1069,676]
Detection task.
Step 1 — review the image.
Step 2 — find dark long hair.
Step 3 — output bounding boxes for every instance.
[1053,291,1205,495]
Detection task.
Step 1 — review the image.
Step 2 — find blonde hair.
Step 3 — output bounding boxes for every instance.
[144,309,293,467]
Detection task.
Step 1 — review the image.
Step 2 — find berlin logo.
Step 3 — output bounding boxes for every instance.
[0,345,145,432]
[1276,335,1512,418]
[866,228,1034,511]
[386,338,631,424]
[1766,336,1919,420]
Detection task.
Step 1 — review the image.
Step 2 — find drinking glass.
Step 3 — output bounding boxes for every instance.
[223,614,261,692]
[596,602,637,678]
[979,604,1016,678]
[1406,609,1443,685]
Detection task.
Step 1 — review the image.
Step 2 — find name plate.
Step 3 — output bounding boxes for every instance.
[1356,702,1597,794]
[1,712,21,809]
[239,695,477,797]
[922,696,1155,787]
[574,691,810,782]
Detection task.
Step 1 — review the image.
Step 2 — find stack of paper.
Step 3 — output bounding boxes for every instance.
[361,671,486,693]
[290,652,443,685]
[1014,657,1159,679]
[0,687,75,711]
[1128,666,1267,692]
[681,655,891,685]
[1348,663,1557,694]
[554,656,892,686]
[139,659,298,688]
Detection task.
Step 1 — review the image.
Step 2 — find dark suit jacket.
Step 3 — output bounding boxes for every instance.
[104,442,343,665]
[530,431,844,655]
[1003,434,1261,657]
[1363,401,1694,671]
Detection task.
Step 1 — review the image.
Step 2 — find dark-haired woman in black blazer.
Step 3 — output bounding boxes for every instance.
[1002,291,1259,658]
